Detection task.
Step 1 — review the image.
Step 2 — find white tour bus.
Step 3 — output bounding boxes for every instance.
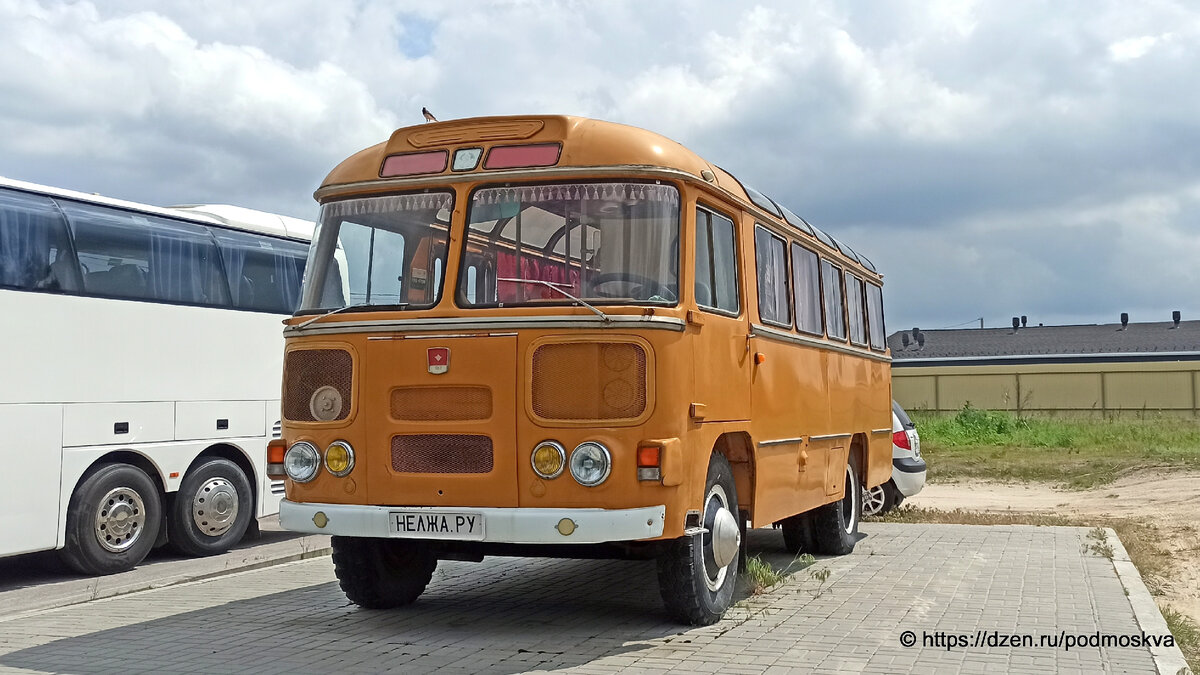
[0,177,313,574]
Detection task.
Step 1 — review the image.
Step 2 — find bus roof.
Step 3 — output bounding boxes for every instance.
[0,176,311,242]
[317,115,877,277]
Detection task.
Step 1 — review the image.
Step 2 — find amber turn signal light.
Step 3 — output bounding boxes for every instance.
[636,443,662,482]
[266,439,287,479]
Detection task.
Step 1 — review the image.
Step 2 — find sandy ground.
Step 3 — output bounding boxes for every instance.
[908,471,1200,630]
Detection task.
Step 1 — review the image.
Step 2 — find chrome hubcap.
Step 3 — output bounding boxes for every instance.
[192,477,239,537]
[94,487,146,552]
[701,483,740,591]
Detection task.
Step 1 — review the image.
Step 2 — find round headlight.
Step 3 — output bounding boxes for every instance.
[570,442,612,487]
[284,442,321,483]
[324,441,355,477]
[531,440,566,479]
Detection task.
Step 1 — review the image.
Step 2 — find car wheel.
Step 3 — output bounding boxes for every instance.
[862,484,887,517]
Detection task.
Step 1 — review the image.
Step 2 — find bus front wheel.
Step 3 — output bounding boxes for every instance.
[167,458,253,557]
[60,463,162,575]
[332,536,437,609]
[656,453,742,625]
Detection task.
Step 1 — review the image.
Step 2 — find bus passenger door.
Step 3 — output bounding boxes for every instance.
[690,206,751,422]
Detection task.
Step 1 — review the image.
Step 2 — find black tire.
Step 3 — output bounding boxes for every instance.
[880,480,902,514]
[656,454,741,625]
[332,536,437,609]
[60,463,162,575]
[809,461,862,555]
[166,458,254,557]
[780,511,814,554]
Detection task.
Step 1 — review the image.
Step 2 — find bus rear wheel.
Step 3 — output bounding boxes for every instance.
[656,453,742,625]
[167,458,253,557]
[60,463,162,575]
[809,461,862,555]
[332,536,437,609]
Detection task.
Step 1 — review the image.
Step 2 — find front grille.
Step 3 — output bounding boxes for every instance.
[391,434,494,474]
[283,349,352,422]
[391,386,493,421]
[531,342,647,421]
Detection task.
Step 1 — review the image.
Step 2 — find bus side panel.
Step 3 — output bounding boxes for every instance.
[866,361,893,488]
[0,404,63,557]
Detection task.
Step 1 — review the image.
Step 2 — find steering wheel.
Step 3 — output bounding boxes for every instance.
[589,272,677,302]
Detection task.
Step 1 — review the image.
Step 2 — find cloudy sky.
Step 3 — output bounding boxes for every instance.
[2,0,1198,331]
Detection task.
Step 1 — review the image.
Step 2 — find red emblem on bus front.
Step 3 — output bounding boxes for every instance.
[427,347,450,374]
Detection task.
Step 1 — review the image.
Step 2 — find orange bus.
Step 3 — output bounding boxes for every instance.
[270,115,892,624]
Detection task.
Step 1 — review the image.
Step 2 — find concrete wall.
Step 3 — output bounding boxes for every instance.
[892,360,1200,416]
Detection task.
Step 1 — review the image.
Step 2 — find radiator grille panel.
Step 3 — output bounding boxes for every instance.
[283,349,352,422]
[531,342,647,421]
[391,386,493,421]
[391,434,494,474]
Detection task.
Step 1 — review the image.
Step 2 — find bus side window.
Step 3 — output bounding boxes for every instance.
[820,259,846,340]
[791,243,823,336]
[753,225,791,327]
[214,229,308,313]
[845,271,867,346]
[0,188,81,293]
[694,206,739,314]
[61,201,231,307]
[865,282,886,350]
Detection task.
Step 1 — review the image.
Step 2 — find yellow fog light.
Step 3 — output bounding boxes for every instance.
[531,440,566,479]
[324,441,355,477]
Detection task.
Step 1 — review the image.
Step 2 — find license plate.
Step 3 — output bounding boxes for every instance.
[388,510,485,540]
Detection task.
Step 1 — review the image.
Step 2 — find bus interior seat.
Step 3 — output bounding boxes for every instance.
[86,263,148,297]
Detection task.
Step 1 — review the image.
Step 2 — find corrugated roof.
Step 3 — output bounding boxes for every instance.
[888,319,1200,362]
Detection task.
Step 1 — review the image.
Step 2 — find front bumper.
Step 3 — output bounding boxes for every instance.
[892,457,927,497]
[279,499,667,544]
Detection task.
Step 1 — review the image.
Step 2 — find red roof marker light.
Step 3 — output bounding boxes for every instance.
[381,150,448,177]
[484,143,561,170]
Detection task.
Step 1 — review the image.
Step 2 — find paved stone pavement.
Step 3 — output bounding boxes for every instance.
[0,523,1181,674]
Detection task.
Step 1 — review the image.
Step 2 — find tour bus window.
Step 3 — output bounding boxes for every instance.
[790,243,823,335]
[866,282,886,350]
[457,182,679,307]
[60,201,229,307]
[299,192,452,312]
[846,271,867,346]
[213,229,308,313]
[694,206,738,314]
[821,259,846,340]
[0,188,81,293]
[754,225,791,327]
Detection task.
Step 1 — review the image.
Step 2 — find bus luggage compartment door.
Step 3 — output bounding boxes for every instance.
[362,334,519,508]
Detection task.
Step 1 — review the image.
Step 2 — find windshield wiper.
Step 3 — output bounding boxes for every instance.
[497,278,610,323]
[295,301,408,329]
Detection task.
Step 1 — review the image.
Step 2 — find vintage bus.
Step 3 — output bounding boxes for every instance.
[0,177,312,575]
[273,115,892,624]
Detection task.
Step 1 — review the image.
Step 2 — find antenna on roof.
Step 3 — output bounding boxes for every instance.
[901,333,911,348]
[1011,316,1020,333]
[1120,312,1129,331]
[1021,315,1027,328]
[1172,310,1181,329]
[914,328,925,349]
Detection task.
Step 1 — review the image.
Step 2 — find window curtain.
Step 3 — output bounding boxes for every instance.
[0,206,52,289]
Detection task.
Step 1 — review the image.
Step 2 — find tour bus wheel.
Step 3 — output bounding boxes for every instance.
[60,463,162,575]
[780,511,814,554]
[166,458,253,557]
[809,461,862,556]
[656,453,741,625]
[332,536,437,609]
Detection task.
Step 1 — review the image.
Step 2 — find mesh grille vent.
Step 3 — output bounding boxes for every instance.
[391,434,494,474]
[283,349,352,422]
[391,386,493,421]
[531,342,647,421]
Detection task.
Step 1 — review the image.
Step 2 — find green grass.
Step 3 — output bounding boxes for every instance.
[910,405,1200,488]
[1162,606,1200,671]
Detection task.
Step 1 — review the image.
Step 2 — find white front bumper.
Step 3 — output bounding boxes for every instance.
[278,499,667,544]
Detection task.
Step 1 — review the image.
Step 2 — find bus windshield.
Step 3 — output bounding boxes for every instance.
[457,182,679,307]
[300,192,453,312]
